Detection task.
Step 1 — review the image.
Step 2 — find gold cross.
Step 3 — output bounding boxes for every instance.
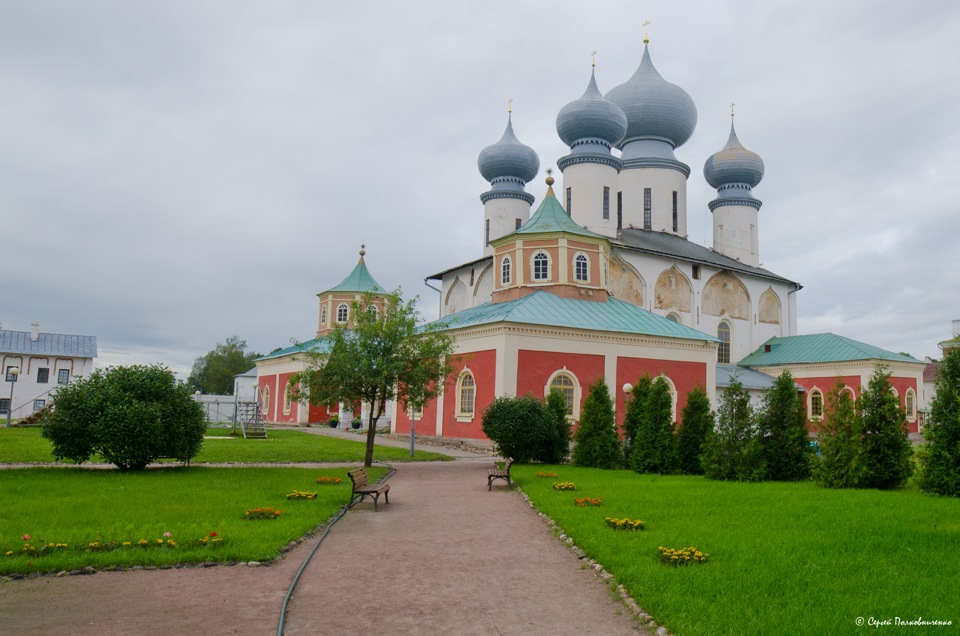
[591,50,598,67]
[507,98,513,113]
[546,168,553,177]
[642,19,651,43]
[730,102,736,117]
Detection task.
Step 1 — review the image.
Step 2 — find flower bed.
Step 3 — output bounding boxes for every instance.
[658,546,708,565]
[243,507,282,520]
[315,476,342,485]
[286,490,318,500]
[553,482,576,491]
[536,471,558,478]
[574,497,603,507]
[605,517,645,531]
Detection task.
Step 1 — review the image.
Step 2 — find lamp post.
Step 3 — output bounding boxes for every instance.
[5,366,20,428]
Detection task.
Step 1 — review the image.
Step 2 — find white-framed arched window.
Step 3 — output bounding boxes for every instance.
[717,321,732,364]
[665,313,682,324]
[456,370,476,418]
[283,380,293,415]
[367,304,378,320]
[501,256,512,285]
[574,253,589,283]
[532,251,550,281]
[657,374,679,422]
[262,385,270,414]
[320,305,327,325]
[905,388,916,421]
[808,387,824,420]
[337,303,349,323]
[546,369,580,419]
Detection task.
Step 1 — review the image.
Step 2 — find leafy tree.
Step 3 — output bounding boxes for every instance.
[188,336,261,395]
[542,388,571,464]
[757,371,811,481]
[858,365,912,489]
[294,290,455,467]
[677,386,713,475]
[814,379,865,488]
[622,374,652,463]
[631,376,677,474]
[919,346,960,496]
[41,364,206,470]
[701,377,764,481]
[481,395,556,464]
[572,378,622,469]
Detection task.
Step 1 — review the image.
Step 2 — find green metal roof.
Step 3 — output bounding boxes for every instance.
[323,256,386,295]
[256,337,332,362]
[506,185,604,239]
[432,290,718,342]
[738,333,921,367]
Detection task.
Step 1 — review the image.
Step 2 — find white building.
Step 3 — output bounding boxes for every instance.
[0,322,97,421]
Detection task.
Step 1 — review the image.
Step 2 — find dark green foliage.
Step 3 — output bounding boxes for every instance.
[858,366,913,489]
[41,365,206,470]
[622,375,652,462]
[631,377,677,474]
[677,386,713,475]
[481,395,557,463]
[814,380,865,488]
[572,378,622,469]
[757,371,811,481]
[187,336,261,395]
[542,389,571,463]
[701,378,765,481]
[919,347,960,496]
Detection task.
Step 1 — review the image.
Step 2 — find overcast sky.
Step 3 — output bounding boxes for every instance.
[2,0,958,378]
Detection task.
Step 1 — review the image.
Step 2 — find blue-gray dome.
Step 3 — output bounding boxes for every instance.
[605,44,697,150]
[556,68,627,148]
[704,120,764,188]
[478,115,540,184]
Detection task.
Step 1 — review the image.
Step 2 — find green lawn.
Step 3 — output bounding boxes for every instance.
[0,466,387,575]
[513,465,960,636]
[0,427,451,464]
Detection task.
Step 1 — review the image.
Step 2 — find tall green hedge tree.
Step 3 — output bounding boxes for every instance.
[814,379,865,488]
[543,388,571,463]
[572,378,622,469]
[677,386,713,475]
[757,371,811,481]
[858,365,913,490]
[631,376,677,474]
[622,374,652,463]
[919,346,960,496]
[701,377,764,481]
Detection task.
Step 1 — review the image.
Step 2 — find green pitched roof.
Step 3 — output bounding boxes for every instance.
[256,337,332,362]
[323,256,386,294]
[738,333,921,367]
[432,290,718,342]
[507,185,604,239]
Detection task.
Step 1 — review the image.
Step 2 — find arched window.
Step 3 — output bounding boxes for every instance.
[809,388,824,420]
[367,304,378,320]
[665,313,681,324]
[262,385,270,414]
[532,251,550,281]
[501,256,512,285]
[574,253,589,282]
[336,303,349,323]
[905,388,916,421]
[717,321,732,364]
[456,371,476,417]
[657,374,679,422]
[283,381,293,415]
[320,305,327,325]
[548,372,577,417]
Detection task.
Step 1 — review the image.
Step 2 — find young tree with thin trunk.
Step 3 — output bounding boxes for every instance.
[294,290,455,467]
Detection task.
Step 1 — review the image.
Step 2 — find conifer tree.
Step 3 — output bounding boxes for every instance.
[757,370,811,481]
[622,374,652,463]
[813,379,865,488]
[572,378,622,469]
[540,388,571,464]
[858,365,912,489]
[919,347,960,496]
[677,386,713,475]
[631,376,677,474]
[701,377,764,481]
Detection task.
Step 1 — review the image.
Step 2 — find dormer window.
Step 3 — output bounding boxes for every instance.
[574,253,589,282]
[501,256,512,285]
[532,252,550,281]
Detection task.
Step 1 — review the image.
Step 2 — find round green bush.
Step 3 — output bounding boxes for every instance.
[481,395,557,463]
[41,364,206,470]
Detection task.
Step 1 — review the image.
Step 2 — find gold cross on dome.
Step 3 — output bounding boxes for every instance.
[507,98,513,113]
[730,102,736,117]
[591,50,598,67]
[642,20,651,43]
[546,168,553,177]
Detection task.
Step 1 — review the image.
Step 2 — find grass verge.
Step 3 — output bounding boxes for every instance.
[0,466,387,575]
[513,465,960,636]
[0,427,451,464]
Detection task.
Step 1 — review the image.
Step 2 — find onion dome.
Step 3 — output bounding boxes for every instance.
[556,67,627,150]
[605,44,697,152]
[478,114,540,184]
[703,119,765,189]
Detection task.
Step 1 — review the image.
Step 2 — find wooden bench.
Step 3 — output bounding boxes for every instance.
[348,468,390,511]
[488,460,512,491]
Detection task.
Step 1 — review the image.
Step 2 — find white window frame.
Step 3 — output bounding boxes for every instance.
[657,374,679,423]
[320,305,327,325]
[456,369,476,420]
[905,388,916,421]
[545,369,581,420]
[808,387,824,421]
[574,252,589,283]
[717,321,732,364]
[336,303,349,323]
[262,385,271,414]
[367,304,379,320]
[501,256,512,285]
[283,381,293,415]
[57,369,70,385]
[531,251,551,282]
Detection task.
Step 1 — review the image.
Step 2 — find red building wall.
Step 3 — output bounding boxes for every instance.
[615,358,709,430]
[516,350,605,426]
[792,374,919,434]
[394,395,441,437]
[439,349,498,440]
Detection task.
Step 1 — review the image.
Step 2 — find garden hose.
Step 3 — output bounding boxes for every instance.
[277,466,397,636]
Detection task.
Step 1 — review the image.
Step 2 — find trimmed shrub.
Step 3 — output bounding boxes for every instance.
[41,365,206,470]
[572,378,622,469]
[858,365,912,490]
[677,386,713,475]
[631,376,677,474]
[813,379,865,488]
[919,346,960,496]
[542,388,571,464]
[481,395,556,464]
[757,371,811,481]
[622,374,652,462]
[701,377,764,481]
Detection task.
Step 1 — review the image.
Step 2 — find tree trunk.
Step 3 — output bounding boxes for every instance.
[363,391,388,468]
